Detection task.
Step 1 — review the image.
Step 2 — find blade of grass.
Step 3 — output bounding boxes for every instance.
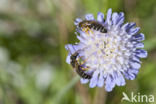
[54,76,80,103]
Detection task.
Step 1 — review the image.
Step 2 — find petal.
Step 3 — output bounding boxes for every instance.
[97,12,104,22]
[112,12,118,25]
[105,75,112,91]
[80,32,88,39]
[129,68,139,75]
[131,33,145,41]
[66,54,71,64]
[125,23,136,32]
[74,18,82,25]
[97,72,104,87]
[116,12,124,26]
[128,27,140,35]
[130,61,141,69]
[131,56,140,63]
[105,75,115,92]
[135,49,148,58]
[121,23,129,30]
[65,44,76,54]
[125,68,139,80]
[80,78,89,84]
[128,22,136,29]
[85,14,94,20]
[89,70,99,88]
[76,29,88,39]
[76,35,87,44]
[105,8,112,25]
[115,72,126,86]
[124,71,136,80]
[135,42,144,48]
[74,43,85,51]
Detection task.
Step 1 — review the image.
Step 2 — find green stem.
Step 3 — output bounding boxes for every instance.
[93,87,107,104]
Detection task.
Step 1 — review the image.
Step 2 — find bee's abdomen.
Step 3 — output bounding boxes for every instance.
[89,23,107,33]
[76,65,92,79]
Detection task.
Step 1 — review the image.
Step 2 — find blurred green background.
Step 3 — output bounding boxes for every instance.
[0,0,156,104]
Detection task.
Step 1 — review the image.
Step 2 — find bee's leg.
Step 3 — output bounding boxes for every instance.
[86,27,93,34]
[82,27,91,35]
[82,28,86,32]
[82,28,88,34]
[87,27,94,35]
[81,67,89,71]
[85,28,89,35]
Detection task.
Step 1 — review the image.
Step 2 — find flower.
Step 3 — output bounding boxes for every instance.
[65,8,147,92]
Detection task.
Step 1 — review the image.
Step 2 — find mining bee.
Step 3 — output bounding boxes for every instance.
[70,52,92,79]
[78,20,107,33]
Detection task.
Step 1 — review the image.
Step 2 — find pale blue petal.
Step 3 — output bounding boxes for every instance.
[124,71,136,80]
[129,68,139,75]
[128,27,140,35]
[125,23,136,32]
[89,71,99,88]
[135,42,144,48]
[112,12,118,25]
[65,44,76,54]
[128,22,136,29]
[135,49,148,58]
[77,29,88,39]
[66,55,71,64]
[116,12,124,26]
[74,18,82,25]
[85,14,94,20]
[124,68,139,80]
[97,72,104,87]
[74,44,85,51]
[77,35,87,44]
[121,23,129,30]
[130,62,141,69]
[80,78,89,84]
[131,33,145,41]
[97,12,104,22]
[116,74,125,86]
[80,32,88,39]
[131,56,140,63]
[105,8,112,25]
[105,75,115,92]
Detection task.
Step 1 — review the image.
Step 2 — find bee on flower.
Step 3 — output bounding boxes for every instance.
[65,8,147,92]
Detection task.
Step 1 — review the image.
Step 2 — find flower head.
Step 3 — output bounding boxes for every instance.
[65,8,147,92]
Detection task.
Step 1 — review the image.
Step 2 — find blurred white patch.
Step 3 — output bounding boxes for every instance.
[0,0,9,12]
[36,64,53,91]
[0,47,9,64]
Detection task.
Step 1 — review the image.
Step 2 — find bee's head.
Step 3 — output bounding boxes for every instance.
[78,21,91,29]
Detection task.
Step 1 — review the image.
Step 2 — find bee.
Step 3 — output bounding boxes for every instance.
[78,20,107,33]
[70,52,92,79]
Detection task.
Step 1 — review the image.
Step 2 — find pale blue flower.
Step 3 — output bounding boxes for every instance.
[65,8,147,92]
